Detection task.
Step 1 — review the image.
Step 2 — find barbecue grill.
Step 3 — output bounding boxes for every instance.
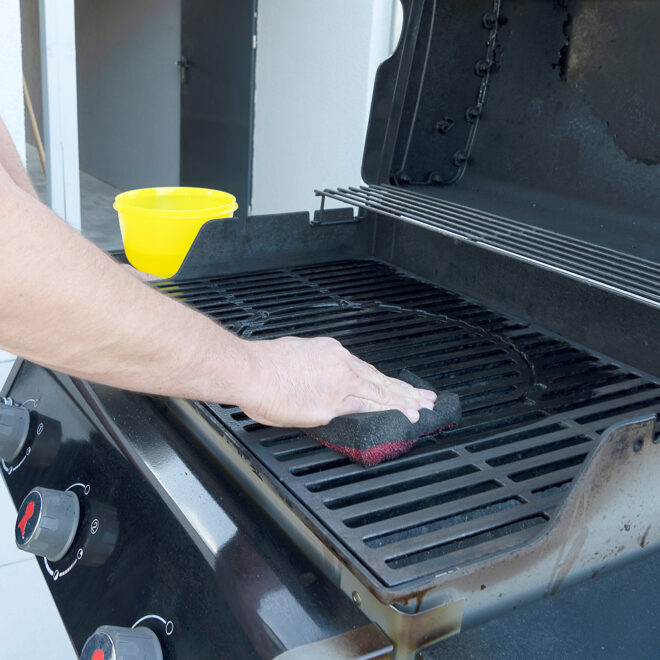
[2,1,659,658]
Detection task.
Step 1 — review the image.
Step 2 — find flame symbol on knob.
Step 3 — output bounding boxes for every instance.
[17,501,35,537]
[92,650,104,660]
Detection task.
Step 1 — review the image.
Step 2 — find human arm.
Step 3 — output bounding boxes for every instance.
[0,122,435,427]
[0,119,37,197]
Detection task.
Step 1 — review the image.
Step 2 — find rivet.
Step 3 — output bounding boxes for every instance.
[453,151,468,166]
[436,117,455,134]
[482,11,497,29]
[465,105,482,123]
[352,590,362,606]
[474,59,491,77]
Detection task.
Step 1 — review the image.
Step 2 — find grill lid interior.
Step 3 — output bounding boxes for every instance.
[363,0,660,262]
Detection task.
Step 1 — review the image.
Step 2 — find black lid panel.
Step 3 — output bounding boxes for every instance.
[362,0,660,259]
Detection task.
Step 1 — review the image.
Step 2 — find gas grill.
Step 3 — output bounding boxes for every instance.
[2,1,660,658]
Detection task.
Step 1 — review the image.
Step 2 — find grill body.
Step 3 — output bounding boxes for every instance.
[166,9,660,631]
[161,209,659,654]
[3,2,659,658]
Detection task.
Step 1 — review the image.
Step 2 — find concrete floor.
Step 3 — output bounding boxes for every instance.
[26,143,123,251]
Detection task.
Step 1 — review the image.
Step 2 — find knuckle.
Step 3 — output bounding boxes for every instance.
[374,381,388,401]
[318,337,344,354]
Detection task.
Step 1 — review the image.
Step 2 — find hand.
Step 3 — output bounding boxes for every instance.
[236,336,437,428]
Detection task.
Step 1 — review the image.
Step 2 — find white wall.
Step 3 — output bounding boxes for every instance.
[251,0,397,216]
[75,0,181,190]
[0,0,26,164]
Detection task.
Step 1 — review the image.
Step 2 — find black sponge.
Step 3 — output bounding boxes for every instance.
[305,369,461,467]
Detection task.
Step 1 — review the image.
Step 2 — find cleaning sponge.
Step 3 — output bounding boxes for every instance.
[306,369,461,467]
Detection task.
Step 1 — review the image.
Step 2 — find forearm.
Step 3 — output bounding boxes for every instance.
[0,172,252,404]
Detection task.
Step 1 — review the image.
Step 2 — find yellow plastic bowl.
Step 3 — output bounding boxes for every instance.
[114,187,238,278]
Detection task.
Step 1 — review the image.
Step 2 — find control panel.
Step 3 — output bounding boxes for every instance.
[80,625,163,660]
[1,361,259,659]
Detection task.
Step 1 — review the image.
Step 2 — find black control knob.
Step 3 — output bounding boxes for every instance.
[15,487,80,561]
[80,625,163,660]
[0,397,30,462]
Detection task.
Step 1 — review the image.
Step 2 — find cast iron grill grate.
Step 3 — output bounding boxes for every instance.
[157,259,660,588]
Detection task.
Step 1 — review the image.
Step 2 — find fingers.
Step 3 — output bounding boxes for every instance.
[348,356,436,412]
[342,395,421,423]
[418,388,437,402]
[350,355,433,396]
[340,366,435,425]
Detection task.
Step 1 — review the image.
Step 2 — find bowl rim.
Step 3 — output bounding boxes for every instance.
[114,186,238,219]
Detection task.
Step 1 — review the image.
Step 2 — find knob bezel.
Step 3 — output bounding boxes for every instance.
[15,487,80,562]
[80,625,163,660]
[0,398,30,463]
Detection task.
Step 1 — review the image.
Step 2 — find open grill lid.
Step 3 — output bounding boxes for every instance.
[361,0,660,263]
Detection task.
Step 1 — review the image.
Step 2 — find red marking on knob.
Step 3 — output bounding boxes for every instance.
[17,501,35,537]
[92,650,104,660]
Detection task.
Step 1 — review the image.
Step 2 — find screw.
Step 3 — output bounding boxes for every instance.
[482,11,497,29]
[453,151,468,166]
[352,590,362,606]
[474,59,491,77]
[436,117,455,134]
[465,105,482,123]
[398,172,411,184]
[431,173,444,184]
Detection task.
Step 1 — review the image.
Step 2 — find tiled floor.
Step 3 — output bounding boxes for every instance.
[0,357,77,658]
[27,143,123,250]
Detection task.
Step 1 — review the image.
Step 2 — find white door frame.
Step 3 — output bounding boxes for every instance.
[38,0,81,230]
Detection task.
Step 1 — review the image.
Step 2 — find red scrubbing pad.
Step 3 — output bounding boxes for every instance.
[305,370,461,467]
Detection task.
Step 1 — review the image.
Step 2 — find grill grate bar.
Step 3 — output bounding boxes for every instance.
[321,444,592,522]
[379,495,558,561]
[384,518,547,575]
[355,466,580,541]
[316,186,660,307]
[356,484,515,542]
